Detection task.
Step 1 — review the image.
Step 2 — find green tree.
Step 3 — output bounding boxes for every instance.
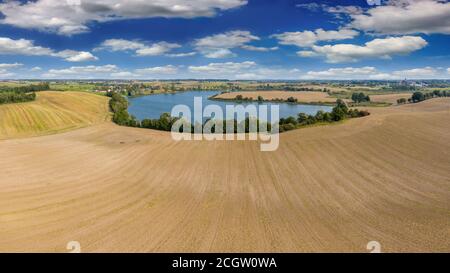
[411,92,425,103]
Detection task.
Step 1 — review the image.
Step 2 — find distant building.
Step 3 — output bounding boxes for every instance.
[398,79,428,88]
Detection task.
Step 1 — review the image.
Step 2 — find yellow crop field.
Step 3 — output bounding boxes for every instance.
[0,91,110,139]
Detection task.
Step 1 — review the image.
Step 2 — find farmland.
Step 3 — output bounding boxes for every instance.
[0,91,110,139]
[0,93,448,252]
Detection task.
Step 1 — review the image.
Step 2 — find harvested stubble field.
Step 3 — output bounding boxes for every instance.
[214,90,347,103]
[0,91,110,139]
[0,92,449,252]
[370,93,413,104]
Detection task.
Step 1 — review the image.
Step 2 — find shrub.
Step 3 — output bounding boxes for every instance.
[351,92,370,103]
[287,96,298,103]
[109,92,138,127]
[279,123,296,132]
[411,92,425,103]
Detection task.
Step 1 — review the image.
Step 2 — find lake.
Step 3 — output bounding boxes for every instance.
[128,91,332,122]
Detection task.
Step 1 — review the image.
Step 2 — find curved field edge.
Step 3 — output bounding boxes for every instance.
[0,98,448,252]
[0,91,110,140]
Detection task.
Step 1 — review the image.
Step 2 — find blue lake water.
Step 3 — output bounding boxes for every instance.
[128,91,332,122]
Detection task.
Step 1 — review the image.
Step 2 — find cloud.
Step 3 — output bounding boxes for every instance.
[297,3,364,17]
[297,50,320,57]
[194,30,259,58]
[135,42,181,56]
[272,28,359,47]
[233,68,301,80]
[109,71,137,78]
[325,5,364,16]
[43,64,181,79]
[448,68,450,74]
[392,66,438,78]
[350,0,450,35]
[301,66,446,80]
[0,70,15,78]
[0,37,54,56]
[241,45,279,52]
[54,50,98,62]
[0,63,23,78]
[135,65,178,75]
[303,36,427,63]
[0,0,248,35]
[203,48,236,58]
[96,39,145,52]
[165,52,197,57]
[97,39,186,57]
[43,65,119,78]
[301,66,382,79]
[195,30,259,49]
[188,61,301,79]
[30,66,42,72]
[295,3,322,11]
[188,61,256,74]
[0,63,23,69]
[0,37,97,62]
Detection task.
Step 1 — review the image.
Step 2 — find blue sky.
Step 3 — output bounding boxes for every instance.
[0,0,449,80]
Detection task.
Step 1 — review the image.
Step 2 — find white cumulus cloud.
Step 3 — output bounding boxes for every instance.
[97,39,188,57]
[301,66,447,80]
[240,45,279,52]
[350,0,450,35]
[0,0,248,35]
[301,67,381,79]
[188,61,301,80]
[135,65,179,75]
[194,30,263,58]
[392,66,438,78]
[272,28,359,47]
[43,65,119,78]
[0,37,97,62]
[304,36,427,63]
[188,61,256,74]
[0,63,23,69]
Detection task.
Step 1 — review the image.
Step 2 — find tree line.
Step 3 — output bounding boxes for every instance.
[0,83,49,105]
[278,99,369,132]
[397,90,450,104]
[108,92,139,127]
[141,114,273,134]
[234,94,299,103]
